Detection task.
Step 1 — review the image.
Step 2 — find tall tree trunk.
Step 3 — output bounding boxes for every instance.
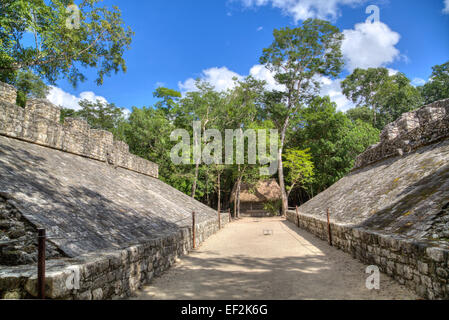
[191,161,200,198]
[233,187,237,218]
[278,115,290,217]
[217,172,221,214]
[236,177,241,219]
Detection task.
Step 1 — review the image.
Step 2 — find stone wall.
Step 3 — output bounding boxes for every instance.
[354,98,449,170]
[0,81,232,299]
[286,210,449,300]
[0,82,158,178]
[0,196,63,266]
[0,82,16,105]
[0,213,230,300]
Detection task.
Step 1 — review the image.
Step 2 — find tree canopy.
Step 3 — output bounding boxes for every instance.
[418,61,449,104]
[341,68,423,129]
[0,0,133,87]
[260,18,344,215]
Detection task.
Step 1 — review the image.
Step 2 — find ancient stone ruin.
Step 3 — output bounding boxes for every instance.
[0,82,229,299]
[288,98,449,299]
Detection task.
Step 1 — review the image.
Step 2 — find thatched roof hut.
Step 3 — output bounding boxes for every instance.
[231,179,282,215]
[231,179,282,203]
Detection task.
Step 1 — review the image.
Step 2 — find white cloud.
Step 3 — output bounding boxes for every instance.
[236,0,365,22]
[47,86,107,111]
[342,22,401,71]
[178,67,243,93]
[319,76,355,111]
[411,78,426,87]
[257,26,264,31]
[249,64,286,91]
[387,68,399,76]
[444,0,449,14]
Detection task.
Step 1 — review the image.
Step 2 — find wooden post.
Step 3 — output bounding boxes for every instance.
[37,228,46,299]
[192,212,196,249]
[218,210,221,230]
[296,206,300,227]
[327,208,333,246]
[228,208,231,223]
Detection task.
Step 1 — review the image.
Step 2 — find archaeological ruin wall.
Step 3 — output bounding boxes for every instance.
[0,81,230,299]
[0,82,158,178]
[288,98,449,300]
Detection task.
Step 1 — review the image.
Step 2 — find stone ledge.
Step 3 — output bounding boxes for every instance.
[0,82,158,178]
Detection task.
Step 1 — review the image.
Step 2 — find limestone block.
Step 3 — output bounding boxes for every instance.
[0,82,17,104]
[426,247,446,263]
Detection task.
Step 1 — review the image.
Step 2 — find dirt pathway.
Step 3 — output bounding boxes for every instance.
[133,218,417,300]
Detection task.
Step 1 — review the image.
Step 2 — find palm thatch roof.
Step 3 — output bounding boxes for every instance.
[230,179,282,203]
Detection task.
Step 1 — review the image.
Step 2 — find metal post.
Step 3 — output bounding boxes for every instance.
[218,210,221,230]
[327,208,333,247]
[192,212,196,249]
[296,206,300,227]
[37,228,46,300]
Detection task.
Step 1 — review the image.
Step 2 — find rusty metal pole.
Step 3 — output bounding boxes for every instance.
[327,208,333,246]
[37,228,46,300]
[192,212,196,249]
[218,210,221,230]
[296,206,300,227]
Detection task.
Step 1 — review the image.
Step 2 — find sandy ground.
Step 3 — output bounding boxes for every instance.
[132,217,417,300]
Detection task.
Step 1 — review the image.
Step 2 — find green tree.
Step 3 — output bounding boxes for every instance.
[283,148,314,199]
[179,81,225,198]
[223,77,270,217]
[260,19,344,215]
[76,99,126,134]
[59,99,127,139]
[0,0,133,86]
[291,97,379,195]
[346,106,373,125]
[419,61,449,104]
[341,68,389,127]
[60,107,78,123]
[376,72,423,126]
[153,87,182,115]
[13,70,49,107]
[342,68,422,129]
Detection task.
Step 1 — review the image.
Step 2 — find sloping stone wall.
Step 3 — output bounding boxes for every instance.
[0,81,231,299]
[0,82,158,178]
[286,211,449,299]
[0,214,230,300]
[0,196,63,266]
[289,98,449,300]
[0,135,224,257]
[354,99,449,170]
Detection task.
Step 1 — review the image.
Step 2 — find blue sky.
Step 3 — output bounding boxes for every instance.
[47,0,449,113]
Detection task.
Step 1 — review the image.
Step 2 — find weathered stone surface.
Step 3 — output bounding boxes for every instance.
[0,82,16,105]
[355,98,449,170]
[287,99,449,300]
[0,218,228,300]
[297,141,449,245]
[0,81,230,299]
[0,196,63,266]
[0,135,223,257]
[0,81,158,178]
